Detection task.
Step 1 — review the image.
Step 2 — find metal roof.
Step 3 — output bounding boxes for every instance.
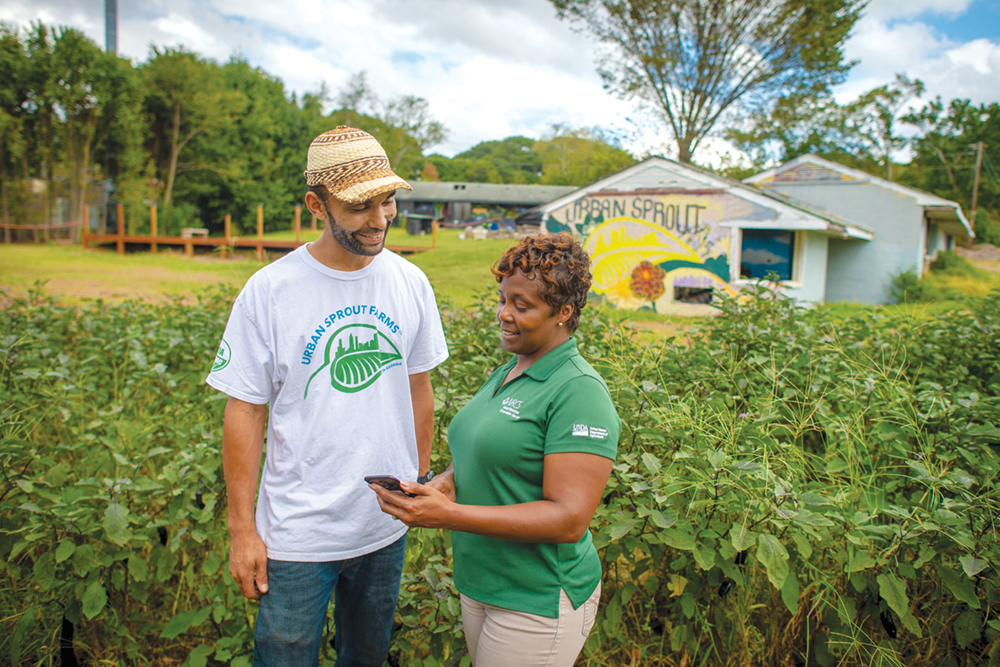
[525,157,873,240]
[745,154,973,237]
[395,181,578,206]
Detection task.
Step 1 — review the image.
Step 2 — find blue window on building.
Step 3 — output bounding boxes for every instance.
[739,229,795,281]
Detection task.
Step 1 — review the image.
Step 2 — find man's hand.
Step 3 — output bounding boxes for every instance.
[230,531,269,600]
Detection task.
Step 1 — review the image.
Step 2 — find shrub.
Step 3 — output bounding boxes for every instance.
[2,283,999,666]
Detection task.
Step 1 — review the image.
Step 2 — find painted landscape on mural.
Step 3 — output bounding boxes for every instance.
[544,191,781,312]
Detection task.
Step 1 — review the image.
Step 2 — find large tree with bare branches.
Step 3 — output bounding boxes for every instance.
[551,0,863,163]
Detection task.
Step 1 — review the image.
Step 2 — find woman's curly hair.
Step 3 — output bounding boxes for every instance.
[491,232,592,333]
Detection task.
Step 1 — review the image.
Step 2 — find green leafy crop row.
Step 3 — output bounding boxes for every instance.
[2,283,999,666]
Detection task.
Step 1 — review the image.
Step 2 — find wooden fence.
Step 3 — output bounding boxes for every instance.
[80,204,435,259]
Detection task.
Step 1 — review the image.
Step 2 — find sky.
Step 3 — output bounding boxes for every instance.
[2,0,999,162]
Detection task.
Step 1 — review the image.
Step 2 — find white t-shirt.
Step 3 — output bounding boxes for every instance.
[206,245,449,561]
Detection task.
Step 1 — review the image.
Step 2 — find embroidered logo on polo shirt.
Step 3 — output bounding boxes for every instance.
[573,424,608,439]
[500,397,523,419]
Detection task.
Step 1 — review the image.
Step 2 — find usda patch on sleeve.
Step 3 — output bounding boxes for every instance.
[572,424,608,439]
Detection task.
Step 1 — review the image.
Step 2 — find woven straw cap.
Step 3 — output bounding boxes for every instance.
[303,126,412,203]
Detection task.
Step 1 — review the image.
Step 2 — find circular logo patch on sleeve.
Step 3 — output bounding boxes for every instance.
[213,340,232,372]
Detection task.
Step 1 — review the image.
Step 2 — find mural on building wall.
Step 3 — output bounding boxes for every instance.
[545,192,778,312]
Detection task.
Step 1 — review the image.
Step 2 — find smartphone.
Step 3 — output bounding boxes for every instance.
[364,475,416,498]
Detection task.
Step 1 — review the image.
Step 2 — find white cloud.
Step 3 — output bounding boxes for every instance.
[4,0,998,161]
[863,0,974,22]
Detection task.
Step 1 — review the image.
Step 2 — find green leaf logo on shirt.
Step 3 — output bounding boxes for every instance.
[304,324,402,397]
[213,340,231,372]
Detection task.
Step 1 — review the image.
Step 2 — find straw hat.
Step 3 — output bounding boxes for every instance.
[303,126,412,203]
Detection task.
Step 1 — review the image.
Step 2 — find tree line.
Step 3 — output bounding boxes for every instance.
[0,23,634,238]
[2,14,997,244]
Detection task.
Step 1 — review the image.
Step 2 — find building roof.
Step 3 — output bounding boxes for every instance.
[395,181,578,206]
[523,157,873,240]
[744,154,973,238]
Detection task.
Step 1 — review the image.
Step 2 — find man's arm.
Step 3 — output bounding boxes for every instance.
[222,396,269,600]
[408,371,434,478]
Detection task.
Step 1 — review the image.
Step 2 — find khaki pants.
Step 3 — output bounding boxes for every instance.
[460,584,601,667]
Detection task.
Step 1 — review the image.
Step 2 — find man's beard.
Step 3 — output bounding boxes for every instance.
[324,203,388,257]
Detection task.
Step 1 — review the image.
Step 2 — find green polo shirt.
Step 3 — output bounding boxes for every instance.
[447,338,620,618]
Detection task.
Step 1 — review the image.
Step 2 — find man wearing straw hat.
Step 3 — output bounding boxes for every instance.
[207,126,449,666]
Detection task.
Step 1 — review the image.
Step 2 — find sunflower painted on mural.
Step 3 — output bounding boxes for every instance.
[629,261,666,303]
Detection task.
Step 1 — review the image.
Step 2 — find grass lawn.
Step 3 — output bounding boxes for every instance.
[4,233,995,328]
[0,228,520,307]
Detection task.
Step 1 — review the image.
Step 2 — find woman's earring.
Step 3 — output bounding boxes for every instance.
[558,322,564,327]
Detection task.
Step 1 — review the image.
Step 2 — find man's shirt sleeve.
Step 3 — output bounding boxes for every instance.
[205,296,275,405]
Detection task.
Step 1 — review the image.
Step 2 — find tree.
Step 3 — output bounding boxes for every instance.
[454,136,542,184]
[902,98,1000,232]
[378,95,448,168]
[0,24,28,235]
[839,74,924,181]
[534,125,635,185]
[336,71,377,128]
[142,47,244,205]
[50,28,143,224]
[551,0,863,163]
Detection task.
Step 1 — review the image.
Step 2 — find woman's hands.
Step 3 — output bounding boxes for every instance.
[370,471,456,529]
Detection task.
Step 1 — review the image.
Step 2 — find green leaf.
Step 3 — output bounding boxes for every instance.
[781,573,800,614]
[55,539,76,563]
[33,552,56,591]
[609,519,641,541]
[660,528,696,551]
[791,533,813,561]
[161,610,197,639]
[846,551,876,573]
[104,502,131,545]
[640,452,661,475]
[937,565,980,609]
[789,509,835,527]
[877,572,909,621]
[82,581,107,620]
[954,610,982,649]
[731,523,757,551]
[692,544,715,570]
[650,508,676,529]
[128,556,148,582]
[183,644,214,667]
[900,610,922,637]
[756,534,789,590]
[960,554,989,578]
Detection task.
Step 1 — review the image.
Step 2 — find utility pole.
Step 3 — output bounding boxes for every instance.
[105,0,117,54]
[969,141,984,248]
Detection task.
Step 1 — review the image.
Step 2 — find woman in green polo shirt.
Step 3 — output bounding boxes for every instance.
[371,233,621,667]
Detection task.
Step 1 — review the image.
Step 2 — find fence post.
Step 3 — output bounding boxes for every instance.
[295,205,301,244]
[81,205,90,248]
[116,203,125,255]
[222,214,231,260]
[256,204,264,262]
[150,204,158,254]
[432,220,438,249]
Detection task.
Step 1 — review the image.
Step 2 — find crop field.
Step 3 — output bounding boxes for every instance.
[1,242,999,666]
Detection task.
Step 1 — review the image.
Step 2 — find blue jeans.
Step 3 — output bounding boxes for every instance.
[253,534,407,667]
